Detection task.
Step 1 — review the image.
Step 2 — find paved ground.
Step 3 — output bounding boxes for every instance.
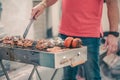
[0,63,119,80]
[0,64,63,80]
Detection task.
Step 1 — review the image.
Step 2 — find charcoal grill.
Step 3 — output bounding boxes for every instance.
[0,43,87,80]
[0,18,87,80]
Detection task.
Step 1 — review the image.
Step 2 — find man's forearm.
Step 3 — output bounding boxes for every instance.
[106,0,119,32]
[42,0,58,7]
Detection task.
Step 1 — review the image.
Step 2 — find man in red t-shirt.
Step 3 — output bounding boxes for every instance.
[31,0,119,80]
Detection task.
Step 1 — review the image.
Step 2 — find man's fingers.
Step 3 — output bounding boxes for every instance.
[107,45,112,55]
[31,3,45,19]
[34,10,43,19]
[31,9,41,19]
[112,44,118,52]
[31,8,44,19]
[105,35,118,55]
[107,43,118,55]
[31,10,36,19]
[103,39,108,49]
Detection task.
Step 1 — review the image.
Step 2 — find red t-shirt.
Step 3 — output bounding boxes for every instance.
[59,0,103,38]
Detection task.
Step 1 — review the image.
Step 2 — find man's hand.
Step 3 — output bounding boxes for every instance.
[31,0,57,19]
[105,0,119,55]
[104,35,118,55]
[31,2,46,19]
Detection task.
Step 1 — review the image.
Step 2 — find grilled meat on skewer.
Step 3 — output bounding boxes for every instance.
[23,39,33,47]
[17,40,24,47]
[3,36,15,45]
[2,36,78,52]
[35,39,49,50]
[2,36,33,47]
[35,37,64,50]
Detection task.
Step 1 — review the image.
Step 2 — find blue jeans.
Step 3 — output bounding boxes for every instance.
[59,34,101,80]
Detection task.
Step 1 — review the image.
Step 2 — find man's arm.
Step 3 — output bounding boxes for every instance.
[105,0,119,55]
[31,0,57,19]
[44,0,58,7]
[106,0,119,31]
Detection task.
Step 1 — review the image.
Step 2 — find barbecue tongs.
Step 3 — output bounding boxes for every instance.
[23,14,37,39]
[23,19,34,39]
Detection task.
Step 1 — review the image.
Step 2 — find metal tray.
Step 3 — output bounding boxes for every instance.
[0,45,87,69]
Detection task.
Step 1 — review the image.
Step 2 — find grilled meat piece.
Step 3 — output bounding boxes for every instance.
[71,38,82,48]
[64,37,74,48]
[2,36,64,50]
[36,39,48,50]
[2,36,22,45]
[3,40,14,45]
[23,39,33,47]
[17,40,24,47]
[3,36,14,45]
[35,39,59,50]
[36,37,64,50]
[2,36,33,47]
[64,37,82,48]
[36,43,48,50]
[46,46,63,53]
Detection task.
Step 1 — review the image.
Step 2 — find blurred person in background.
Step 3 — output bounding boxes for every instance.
[31,0,119,80]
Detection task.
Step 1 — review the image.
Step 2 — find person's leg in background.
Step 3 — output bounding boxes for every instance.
[59,34,101,80]
[77,38,101,80]
[59,34,79,80]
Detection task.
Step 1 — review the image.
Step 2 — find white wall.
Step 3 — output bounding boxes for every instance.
[102,1,120,32]
[1,0,34,39]
[51,0,61,37]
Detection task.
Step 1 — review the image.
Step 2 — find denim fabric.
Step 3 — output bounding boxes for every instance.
[59,34,101,80]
